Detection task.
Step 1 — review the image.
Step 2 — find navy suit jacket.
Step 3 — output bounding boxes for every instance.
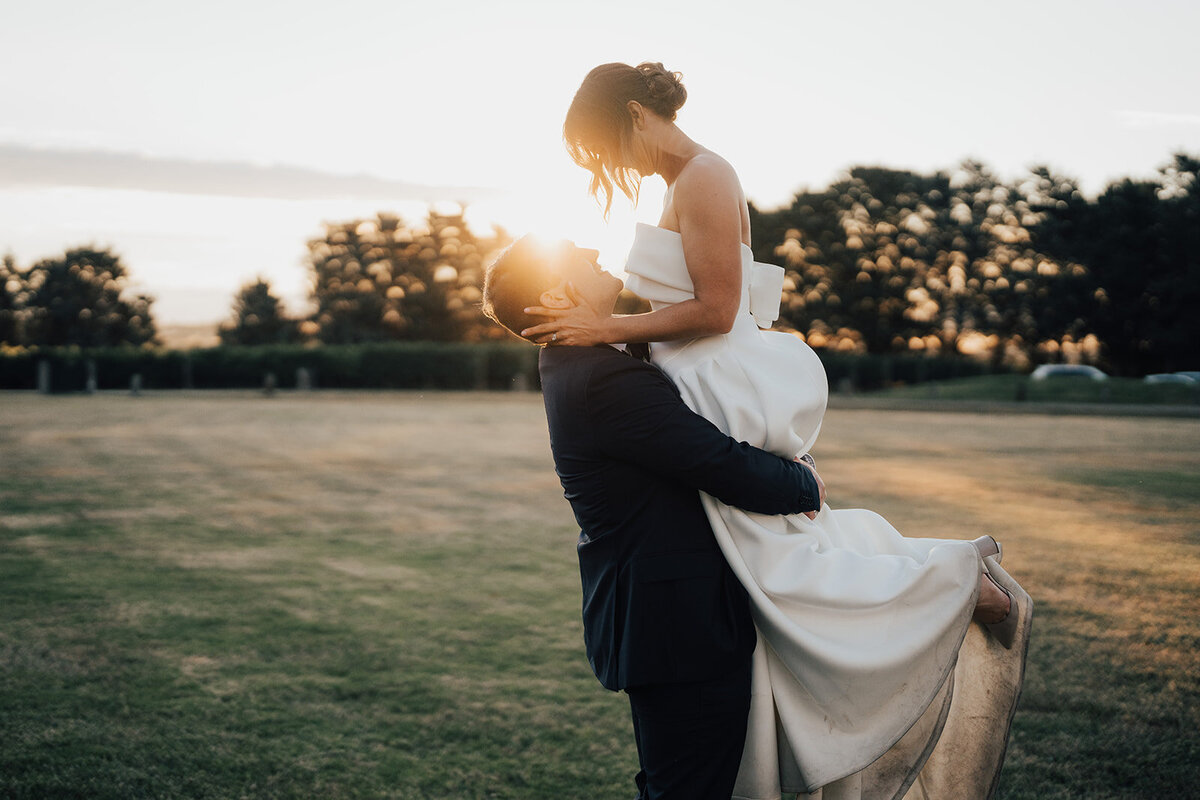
[539,344,820,691]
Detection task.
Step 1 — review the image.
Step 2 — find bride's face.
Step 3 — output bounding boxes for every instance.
[594,139,641,176]
[587,111,652,176]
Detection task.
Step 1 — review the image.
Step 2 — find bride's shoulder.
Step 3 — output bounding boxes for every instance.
[674,152,742,197]
[678,151,738,180]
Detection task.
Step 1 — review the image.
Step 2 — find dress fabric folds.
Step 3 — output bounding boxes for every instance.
[623,224,1031,800]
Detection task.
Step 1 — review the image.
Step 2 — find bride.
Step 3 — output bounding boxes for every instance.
[521,62,1032,800]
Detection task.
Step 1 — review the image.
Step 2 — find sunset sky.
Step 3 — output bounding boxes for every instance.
[2,0,1198,324]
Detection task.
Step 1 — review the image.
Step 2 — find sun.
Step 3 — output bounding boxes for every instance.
[464,169,664,280]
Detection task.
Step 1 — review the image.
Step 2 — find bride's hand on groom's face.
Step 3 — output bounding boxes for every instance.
[522,284,613,347]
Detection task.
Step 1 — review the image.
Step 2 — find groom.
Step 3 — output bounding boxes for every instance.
[483,236,822,799]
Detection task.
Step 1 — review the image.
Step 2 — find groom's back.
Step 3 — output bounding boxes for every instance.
[538,344,755,691]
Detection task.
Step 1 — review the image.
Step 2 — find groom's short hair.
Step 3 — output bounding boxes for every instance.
[482,235,560,342]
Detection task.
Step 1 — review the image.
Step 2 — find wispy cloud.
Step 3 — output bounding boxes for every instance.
[0,144,498,203]
[1117,110,1200,129]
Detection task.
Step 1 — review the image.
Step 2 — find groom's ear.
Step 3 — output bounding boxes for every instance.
[538,283,573,309]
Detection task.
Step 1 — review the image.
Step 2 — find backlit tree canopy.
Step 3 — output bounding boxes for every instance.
[299,153,1196,376]
[751,153,1198,373]
[0,247,157,348]
[306,209,511,344]
[219,278,299,346]
[0,254,20,344]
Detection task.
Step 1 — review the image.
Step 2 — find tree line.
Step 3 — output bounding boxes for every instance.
[751,153,1198,375]
[2,153,1196,376]
[210,209,514,347]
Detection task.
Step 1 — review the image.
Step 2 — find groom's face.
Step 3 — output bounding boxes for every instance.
[552,243,624,313]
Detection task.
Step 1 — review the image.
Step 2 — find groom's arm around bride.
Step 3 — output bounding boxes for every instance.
[539,341,820,692]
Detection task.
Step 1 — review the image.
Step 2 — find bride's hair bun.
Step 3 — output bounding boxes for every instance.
[563,61,689,214]
[636,62,687,119]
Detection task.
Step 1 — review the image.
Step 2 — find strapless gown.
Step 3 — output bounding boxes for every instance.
[624,223,1032,800]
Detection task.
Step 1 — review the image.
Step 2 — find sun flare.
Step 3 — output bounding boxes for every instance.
[465,170,664,281]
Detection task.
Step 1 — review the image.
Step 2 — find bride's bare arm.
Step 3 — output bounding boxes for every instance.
[521,156,745,346]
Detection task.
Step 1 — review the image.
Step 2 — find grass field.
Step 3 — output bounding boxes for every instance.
[2,391,1198,799]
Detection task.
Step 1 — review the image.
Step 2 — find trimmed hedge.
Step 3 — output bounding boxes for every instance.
[0,342,996,393]
[0,342,541,392]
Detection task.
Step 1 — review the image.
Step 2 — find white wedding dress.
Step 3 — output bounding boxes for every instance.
[623,223,1032,800]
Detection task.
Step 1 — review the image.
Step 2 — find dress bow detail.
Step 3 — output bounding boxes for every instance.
[749,262,785,329]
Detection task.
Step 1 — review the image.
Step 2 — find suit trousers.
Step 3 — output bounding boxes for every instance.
[626,655,753,800]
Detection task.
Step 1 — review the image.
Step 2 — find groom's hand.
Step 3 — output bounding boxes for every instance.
[794,455,826,519]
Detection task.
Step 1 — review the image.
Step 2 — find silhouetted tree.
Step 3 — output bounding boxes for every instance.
[307,209,510,343]
[0,253,22,345]
[753,159,1098,368]
[21,247,157,347]
[1022,166,1101,358]
[1030,153,1200,374]
[219,278,299,346]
